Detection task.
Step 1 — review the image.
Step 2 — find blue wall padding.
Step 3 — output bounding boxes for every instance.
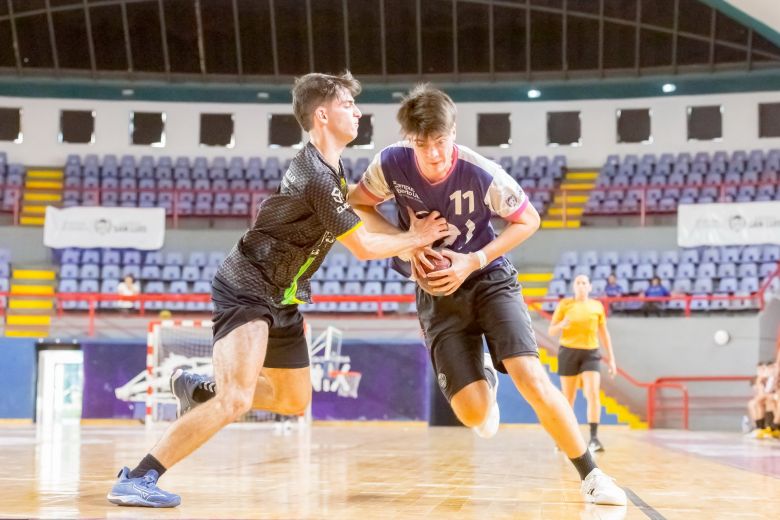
[0,338,36,419]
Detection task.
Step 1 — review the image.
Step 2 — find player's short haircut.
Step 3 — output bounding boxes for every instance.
[292,71,361,131]
[397,84,457,139]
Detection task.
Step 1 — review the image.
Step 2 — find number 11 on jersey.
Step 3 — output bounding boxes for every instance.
[450,190,474,215]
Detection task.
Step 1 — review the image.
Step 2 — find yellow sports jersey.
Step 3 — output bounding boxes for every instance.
[552,298,605,350]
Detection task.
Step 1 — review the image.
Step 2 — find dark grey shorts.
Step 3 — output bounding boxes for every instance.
[557,346,601,376]
[416,259,539,401]
[210,275,310,369]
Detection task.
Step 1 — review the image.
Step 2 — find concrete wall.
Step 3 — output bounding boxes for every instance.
[1,89,779,169]
[595,315,761,431]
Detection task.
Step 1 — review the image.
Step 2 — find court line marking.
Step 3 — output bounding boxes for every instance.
[625,487,667,520]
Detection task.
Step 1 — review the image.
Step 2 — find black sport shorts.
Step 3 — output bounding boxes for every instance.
[416,259,539,401]
[210,275,310,369]
[557,346,601,376]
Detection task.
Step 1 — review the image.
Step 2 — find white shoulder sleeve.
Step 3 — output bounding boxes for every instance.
[483,165,529,220]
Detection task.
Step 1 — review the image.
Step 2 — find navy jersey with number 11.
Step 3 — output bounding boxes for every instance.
[358,142,530,276]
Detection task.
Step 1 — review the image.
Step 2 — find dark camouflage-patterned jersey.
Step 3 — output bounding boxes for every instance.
[216,142,362,306]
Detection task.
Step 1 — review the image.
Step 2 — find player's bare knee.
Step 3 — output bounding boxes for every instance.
[277,387,311,415]
[454,405,488,428]
[451,386,490,427]
[518,371,553,405]
[216,389,254,420]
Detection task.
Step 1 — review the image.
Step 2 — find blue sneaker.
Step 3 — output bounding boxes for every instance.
[107,467,181,507]
[171,369,214,417]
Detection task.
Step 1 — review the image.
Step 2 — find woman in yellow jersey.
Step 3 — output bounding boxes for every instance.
[548,275,618,452]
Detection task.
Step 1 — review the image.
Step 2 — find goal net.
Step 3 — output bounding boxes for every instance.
[114,320,361,426]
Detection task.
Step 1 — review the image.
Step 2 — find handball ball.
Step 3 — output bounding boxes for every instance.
[422,252,451,274]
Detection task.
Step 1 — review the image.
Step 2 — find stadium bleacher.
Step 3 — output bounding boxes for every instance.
[547,244,780,312]
[53,248,416,314]
[58,153,563,217]
[585,150,780,215]
[0,152,26,212]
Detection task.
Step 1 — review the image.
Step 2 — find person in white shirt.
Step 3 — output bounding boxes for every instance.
[116,275,139,311]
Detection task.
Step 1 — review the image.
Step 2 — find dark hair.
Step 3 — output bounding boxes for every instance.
[292,71,361,131]
[396,84,457,139]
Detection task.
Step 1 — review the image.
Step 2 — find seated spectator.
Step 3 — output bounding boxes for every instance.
[748,361,779,439]
[604,274,622,297]
[641,276,669,315]
[117,275,139,312]
[603,274,623,313]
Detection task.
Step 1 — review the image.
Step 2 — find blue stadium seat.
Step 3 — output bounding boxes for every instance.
[693,278,713,294]
[592,265,612,280]
[208,251,226,266]
[600,251,619,266]
[741,246,762,263]
[656,263,675,279]
[560,251,578,266]
[635,263,654,280]
[763,245,780,262]
[161,265,182,281]
[79,264,100,279]
[121,265,141,279]
[144,251,164,265]
[672,278,692,293]
[697,262,716,278]
[140,265,161,280]
[60,264,79,279]
[716,263,736,278]
[101,265,120,279]
[717,278,738,293]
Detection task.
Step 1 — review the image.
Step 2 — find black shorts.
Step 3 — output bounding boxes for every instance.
[416,259,539,401]
[557,346,601,376]
[210,275,309,369]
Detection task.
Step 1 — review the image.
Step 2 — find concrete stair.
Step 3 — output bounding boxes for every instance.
[4,267,56,338]
[517,270,553,313]
[541,170,598,229]
[20,169,63,227]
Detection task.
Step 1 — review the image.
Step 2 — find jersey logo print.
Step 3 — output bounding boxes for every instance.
[392,181,423,202]
[330,187,351,214]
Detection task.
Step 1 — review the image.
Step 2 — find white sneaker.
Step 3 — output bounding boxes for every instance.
[581,468,627,506]
[473,353,500,439]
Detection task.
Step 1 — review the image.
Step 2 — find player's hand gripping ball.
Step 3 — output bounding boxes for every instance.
[421,250,452,274]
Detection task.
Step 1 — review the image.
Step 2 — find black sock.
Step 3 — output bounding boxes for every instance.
[570,450,598,481]
[766,412,775,428]
[483,365,497,389]
[193,380,217,403]
[129,454,167,479]
[589,422,598,439]
[756,418,766,429]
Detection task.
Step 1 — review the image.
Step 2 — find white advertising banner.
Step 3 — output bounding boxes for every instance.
[43,206,166,250]
[678,201,780,247]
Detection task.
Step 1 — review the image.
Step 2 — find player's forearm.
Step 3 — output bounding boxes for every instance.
[599,329,615,361]
[352,204,402,235]
[353,228,424,260]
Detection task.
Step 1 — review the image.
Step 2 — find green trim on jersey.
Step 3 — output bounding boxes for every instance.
[282,255,316,305]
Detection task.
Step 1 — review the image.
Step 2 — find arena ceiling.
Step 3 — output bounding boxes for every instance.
[0,0,779,85]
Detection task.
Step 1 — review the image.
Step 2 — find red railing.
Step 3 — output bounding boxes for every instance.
[0,185,273,228]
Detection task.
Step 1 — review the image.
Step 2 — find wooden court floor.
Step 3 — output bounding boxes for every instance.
[0,422,778,519]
